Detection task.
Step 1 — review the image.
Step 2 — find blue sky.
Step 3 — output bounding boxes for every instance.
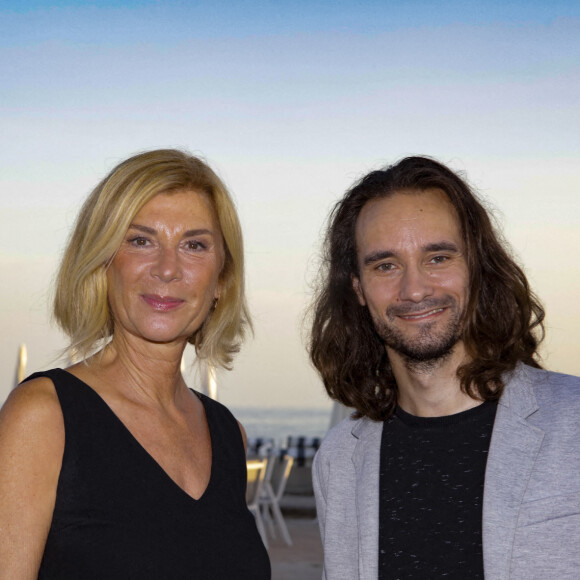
[1,0,579,407]
[2,0,579,33]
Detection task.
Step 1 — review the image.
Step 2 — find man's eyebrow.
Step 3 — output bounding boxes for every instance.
[423,242,460,253]
[363,250,396,266]
[127,224,214,238]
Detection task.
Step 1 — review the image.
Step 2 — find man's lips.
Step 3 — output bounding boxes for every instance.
[141,294,185,311]
[397,307,446,321]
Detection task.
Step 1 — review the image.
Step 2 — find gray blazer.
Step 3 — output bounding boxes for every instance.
[313,364,580,579]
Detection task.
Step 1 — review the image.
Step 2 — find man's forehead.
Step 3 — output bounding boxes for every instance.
[354,188,464,252]
[357,188,457,226]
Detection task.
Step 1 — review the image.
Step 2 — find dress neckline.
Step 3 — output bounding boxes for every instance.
[55,368,215,503]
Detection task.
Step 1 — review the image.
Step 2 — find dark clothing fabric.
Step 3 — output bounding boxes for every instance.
[378,401,497,580]
[26,368,270,580]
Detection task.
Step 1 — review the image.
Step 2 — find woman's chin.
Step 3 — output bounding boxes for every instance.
[118,325,197,347]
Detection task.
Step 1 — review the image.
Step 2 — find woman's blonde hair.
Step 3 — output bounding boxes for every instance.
[54,148,251,369]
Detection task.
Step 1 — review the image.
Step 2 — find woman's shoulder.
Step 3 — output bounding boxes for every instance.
[195,392,247,449]
[0,375,64,576]
[1,373,63,438]
[194,390,236,419]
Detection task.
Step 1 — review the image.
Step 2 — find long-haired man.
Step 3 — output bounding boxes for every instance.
[310,157,579,579]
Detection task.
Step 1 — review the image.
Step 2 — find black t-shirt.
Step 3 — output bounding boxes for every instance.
[378,400,497,579]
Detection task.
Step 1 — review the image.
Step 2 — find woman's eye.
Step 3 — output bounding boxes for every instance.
[128,236,149,247]
[186,240,206,251]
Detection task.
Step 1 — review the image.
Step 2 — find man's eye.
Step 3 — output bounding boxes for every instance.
[431,255,448,264]
[377,263,395,271]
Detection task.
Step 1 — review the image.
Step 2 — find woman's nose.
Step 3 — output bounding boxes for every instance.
[150,248,182,282]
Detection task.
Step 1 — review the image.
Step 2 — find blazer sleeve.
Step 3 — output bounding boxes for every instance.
[311,419,370,580]
[313,447,329,579]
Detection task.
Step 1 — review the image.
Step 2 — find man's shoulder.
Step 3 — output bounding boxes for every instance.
[318,413,382,457]
[318,414,358,453]
[314,412,383,491]
[504,364,580,423]
[513,364,580,399]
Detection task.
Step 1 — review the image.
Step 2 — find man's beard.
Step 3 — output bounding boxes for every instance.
[372,297,464,372]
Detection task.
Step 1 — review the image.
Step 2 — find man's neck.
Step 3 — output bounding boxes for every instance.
[388,342,482,417]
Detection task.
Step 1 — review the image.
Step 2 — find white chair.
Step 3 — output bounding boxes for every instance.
[246,459,268,548]
[260,453,294,546]
[247,437,275,458]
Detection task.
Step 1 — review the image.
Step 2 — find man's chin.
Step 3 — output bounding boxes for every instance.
[384,332,463,364]
[377,314,465,364]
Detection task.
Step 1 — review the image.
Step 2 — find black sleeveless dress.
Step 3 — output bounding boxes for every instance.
[25,369,271,579]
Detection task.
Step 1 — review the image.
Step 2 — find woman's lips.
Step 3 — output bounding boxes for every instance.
[141,294,185,311]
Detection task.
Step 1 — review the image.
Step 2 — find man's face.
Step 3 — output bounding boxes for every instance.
[352,188,469,365]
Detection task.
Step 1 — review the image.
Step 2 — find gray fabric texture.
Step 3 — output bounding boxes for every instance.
[313,363,580,579]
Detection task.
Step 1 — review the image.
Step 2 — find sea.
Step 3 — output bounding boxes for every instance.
[229,406,331,447]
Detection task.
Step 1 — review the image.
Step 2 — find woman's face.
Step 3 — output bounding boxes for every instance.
[107,189,224,346]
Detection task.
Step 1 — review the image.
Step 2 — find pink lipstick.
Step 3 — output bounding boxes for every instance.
[141,294,184,311]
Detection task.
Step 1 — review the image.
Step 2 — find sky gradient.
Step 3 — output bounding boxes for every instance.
[1,0,579,408]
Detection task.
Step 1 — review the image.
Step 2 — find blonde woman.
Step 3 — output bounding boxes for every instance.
[0,150,270,579]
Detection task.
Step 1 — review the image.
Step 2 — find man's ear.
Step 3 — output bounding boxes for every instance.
[352,275,366,306]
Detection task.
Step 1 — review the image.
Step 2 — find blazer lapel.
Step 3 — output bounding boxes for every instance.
[482,366,545,579]
[351,418,383,580]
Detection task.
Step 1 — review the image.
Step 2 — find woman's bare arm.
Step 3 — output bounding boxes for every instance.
[0,378,64,580]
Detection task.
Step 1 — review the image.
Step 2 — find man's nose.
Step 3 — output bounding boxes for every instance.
[398,265,434,303]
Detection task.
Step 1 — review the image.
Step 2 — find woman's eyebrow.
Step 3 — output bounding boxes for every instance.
[127,224,214,238]
[183,228,214,238]
[127,224,156,235]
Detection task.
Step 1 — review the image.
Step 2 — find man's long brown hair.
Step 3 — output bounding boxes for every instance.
[309,156,545,421]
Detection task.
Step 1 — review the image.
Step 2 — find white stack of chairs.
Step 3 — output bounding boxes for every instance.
[245,458,268,548]
[246,438,295,547]
[259,451,294,546]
